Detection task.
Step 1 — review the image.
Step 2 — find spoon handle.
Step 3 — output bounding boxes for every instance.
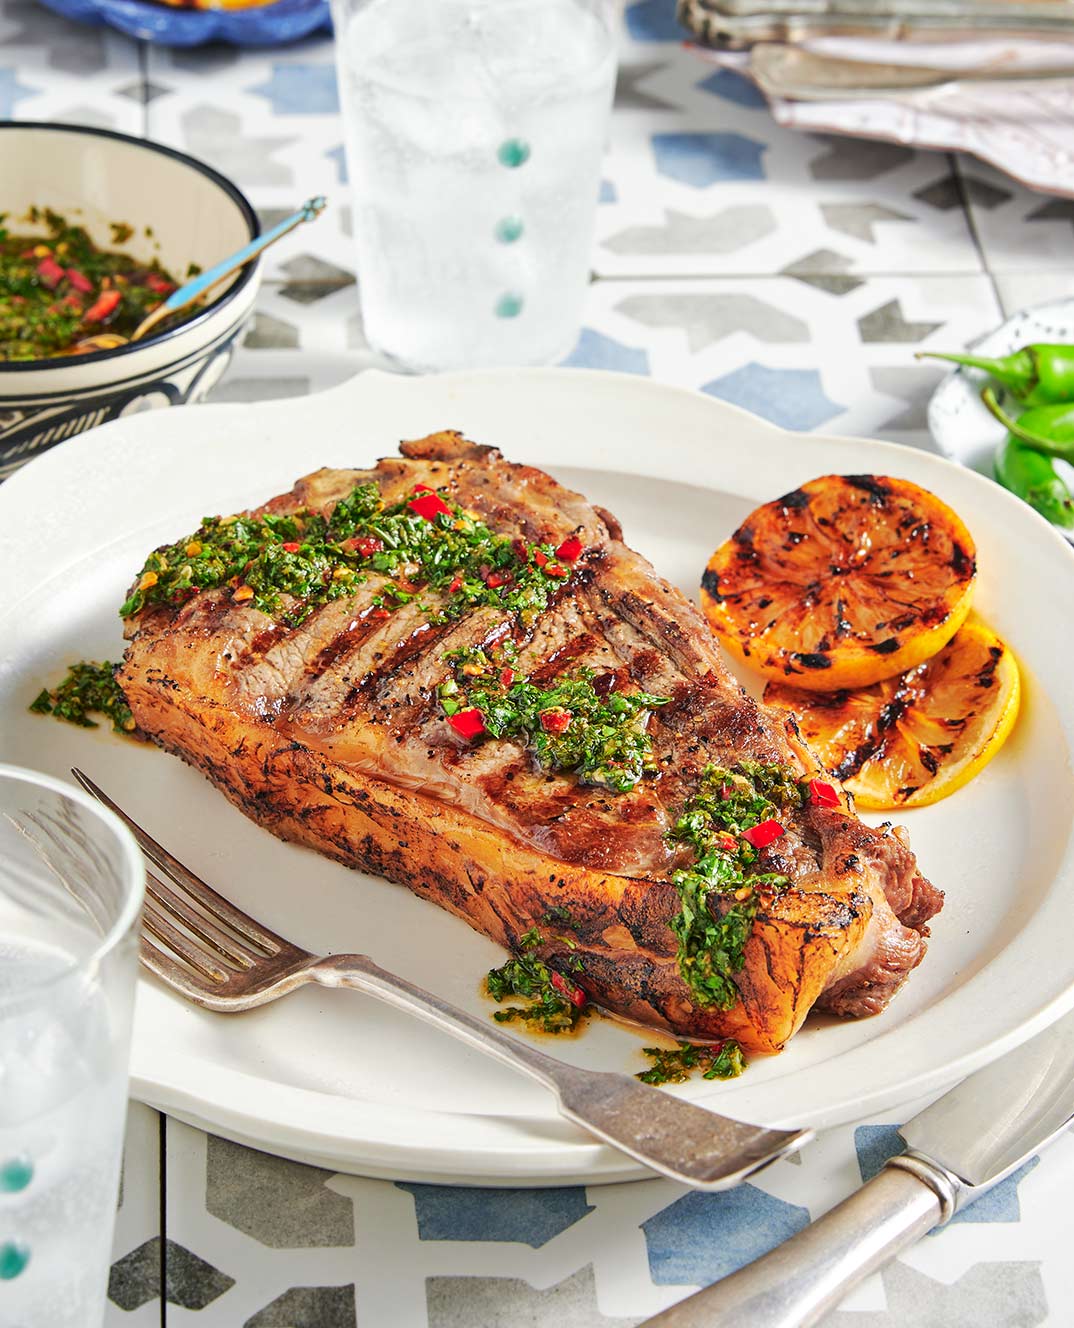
[133,195,327,342]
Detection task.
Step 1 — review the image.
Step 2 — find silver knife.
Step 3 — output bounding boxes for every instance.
[640,1006,1074,1328]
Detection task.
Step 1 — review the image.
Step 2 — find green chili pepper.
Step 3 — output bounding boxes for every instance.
[983,390,1074,528]
[981,388,1074,463]
[918,343,1074,407]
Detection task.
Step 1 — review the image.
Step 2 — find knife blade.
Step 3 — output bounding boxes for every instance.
[640,1006,1074,1328]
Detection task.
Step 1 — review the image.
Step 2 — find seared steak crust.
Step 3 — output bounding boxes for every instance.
[119,432,943,1052]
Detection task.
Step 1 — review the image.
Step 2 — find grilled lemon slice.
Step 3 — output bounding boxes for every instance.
[762,621,1020,809]
[701,475,977,691]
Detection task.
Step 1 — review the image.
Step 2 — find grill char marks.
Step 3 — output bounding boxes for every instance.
[400,433,604,552]
[120,430,943,1050]
[232,589,389,713]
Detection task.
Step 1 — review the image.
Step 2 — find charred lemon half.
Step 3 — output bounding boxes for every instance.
[763,620,1020,810]
[701,475,977,691]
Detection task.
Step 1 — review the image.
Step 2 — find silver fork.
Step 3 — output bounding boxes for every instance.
[73,767,812,1189]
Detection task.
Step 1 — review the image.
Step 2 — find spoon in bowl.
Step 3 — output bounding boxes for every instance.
[75,195,327,353]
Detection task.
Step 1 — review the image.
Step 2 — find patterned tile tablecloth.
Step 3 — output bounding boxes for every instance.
[4,0,1074,1323]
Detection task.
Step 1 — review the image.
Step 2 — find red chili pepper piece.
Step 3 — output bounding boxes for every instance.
[281,541,301,554]
[808,779,840,808]
[36,256,65,289]
[499,666,515,687]
[83,289,122,324]
[741,820,785,850]
[532,549,548,568]
[544,563,569,579]
[408,492,453,522]
[448,707,486,739]
[539,707,571,734]
[715,831,738,852]
[62,294,83,311]
[448,574,464,594]
[352,536,384,557]
[144,271,176,296]
[719,784,733,799]
[550,970,587,1008]
[485,571,511,589]
[412,483,435,493]
[555,535,583,562]
[65,268,93,294]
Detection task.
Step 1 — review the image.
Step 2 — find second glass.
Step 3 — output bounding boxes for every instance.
[332,0,617,372]
[0,766,143,1328]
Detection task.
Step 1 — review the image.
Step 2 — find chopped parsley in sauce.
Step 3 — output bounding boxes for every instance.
[120,480,581,629]
[668,761,808,1010]
[485,927,591,1034]
[636,1039,745,1085]
[0,208,182,360]
[30,662,138,736]
[439,644,668,794]
[540,905,577,930]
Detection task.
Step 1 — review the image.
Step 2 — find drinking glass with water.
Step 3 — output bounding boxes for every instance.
[0,766,143,1328]
[331,0,617,372]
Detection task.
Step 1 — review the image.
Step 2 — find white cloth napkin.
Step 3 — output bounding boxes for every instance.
[700,37,1074,196]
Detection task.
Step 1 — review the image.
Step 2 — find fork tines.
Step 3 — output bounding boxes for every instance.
[71,768,301,997]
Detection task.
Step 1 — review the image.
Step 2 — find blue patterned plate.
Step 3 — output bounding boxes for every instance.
[37,0,330,47]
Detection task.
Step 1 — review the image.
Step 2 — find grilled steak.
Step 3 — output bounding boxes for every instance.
[119,432,942,1053]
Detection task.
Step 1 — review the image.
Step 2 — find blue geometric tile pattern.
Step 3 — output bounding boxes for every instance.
[561,328,650,375]
[853,1125,1041,1227]
[948,1158,1040,1227]
[702,363,843,429]
[855,1124,905,1183]
[625,0,684,41]
[395,1184,594,1249]
[249,64,339,115]
[0,68,38,117]
[642,1186,811,1285]
[326,144,348,185]
[696,69,767,109]
[652,133,767,187]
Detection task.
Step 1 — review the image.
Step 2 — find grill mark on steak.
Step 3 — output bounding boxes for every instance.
[525,631,603,685]
[120,432,943,1049]
[231,590,388,710]
[287,599,454,724]
[364,606,510,728]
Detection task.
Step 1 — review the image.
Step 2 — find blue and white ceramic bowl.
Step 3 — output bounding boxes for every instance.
[0,123,260,480]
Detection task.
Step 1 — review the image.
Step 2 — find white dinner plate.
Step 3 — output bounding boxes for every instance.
[927,296,1074,546]
[2,368,1074,1187]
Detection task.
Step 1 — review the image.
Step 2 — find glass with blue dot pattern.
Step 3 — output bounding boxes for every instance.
[0,768,144,1324]
[0,1240,30,1281]
[330,0,617,367]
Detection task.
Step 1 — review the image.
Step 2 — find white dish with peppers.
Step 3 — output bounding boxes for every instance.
[927,295,1074,545]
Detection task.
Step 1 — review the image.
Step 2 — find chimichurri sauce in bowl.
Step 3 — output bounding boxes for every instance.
[0,208,187,361]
